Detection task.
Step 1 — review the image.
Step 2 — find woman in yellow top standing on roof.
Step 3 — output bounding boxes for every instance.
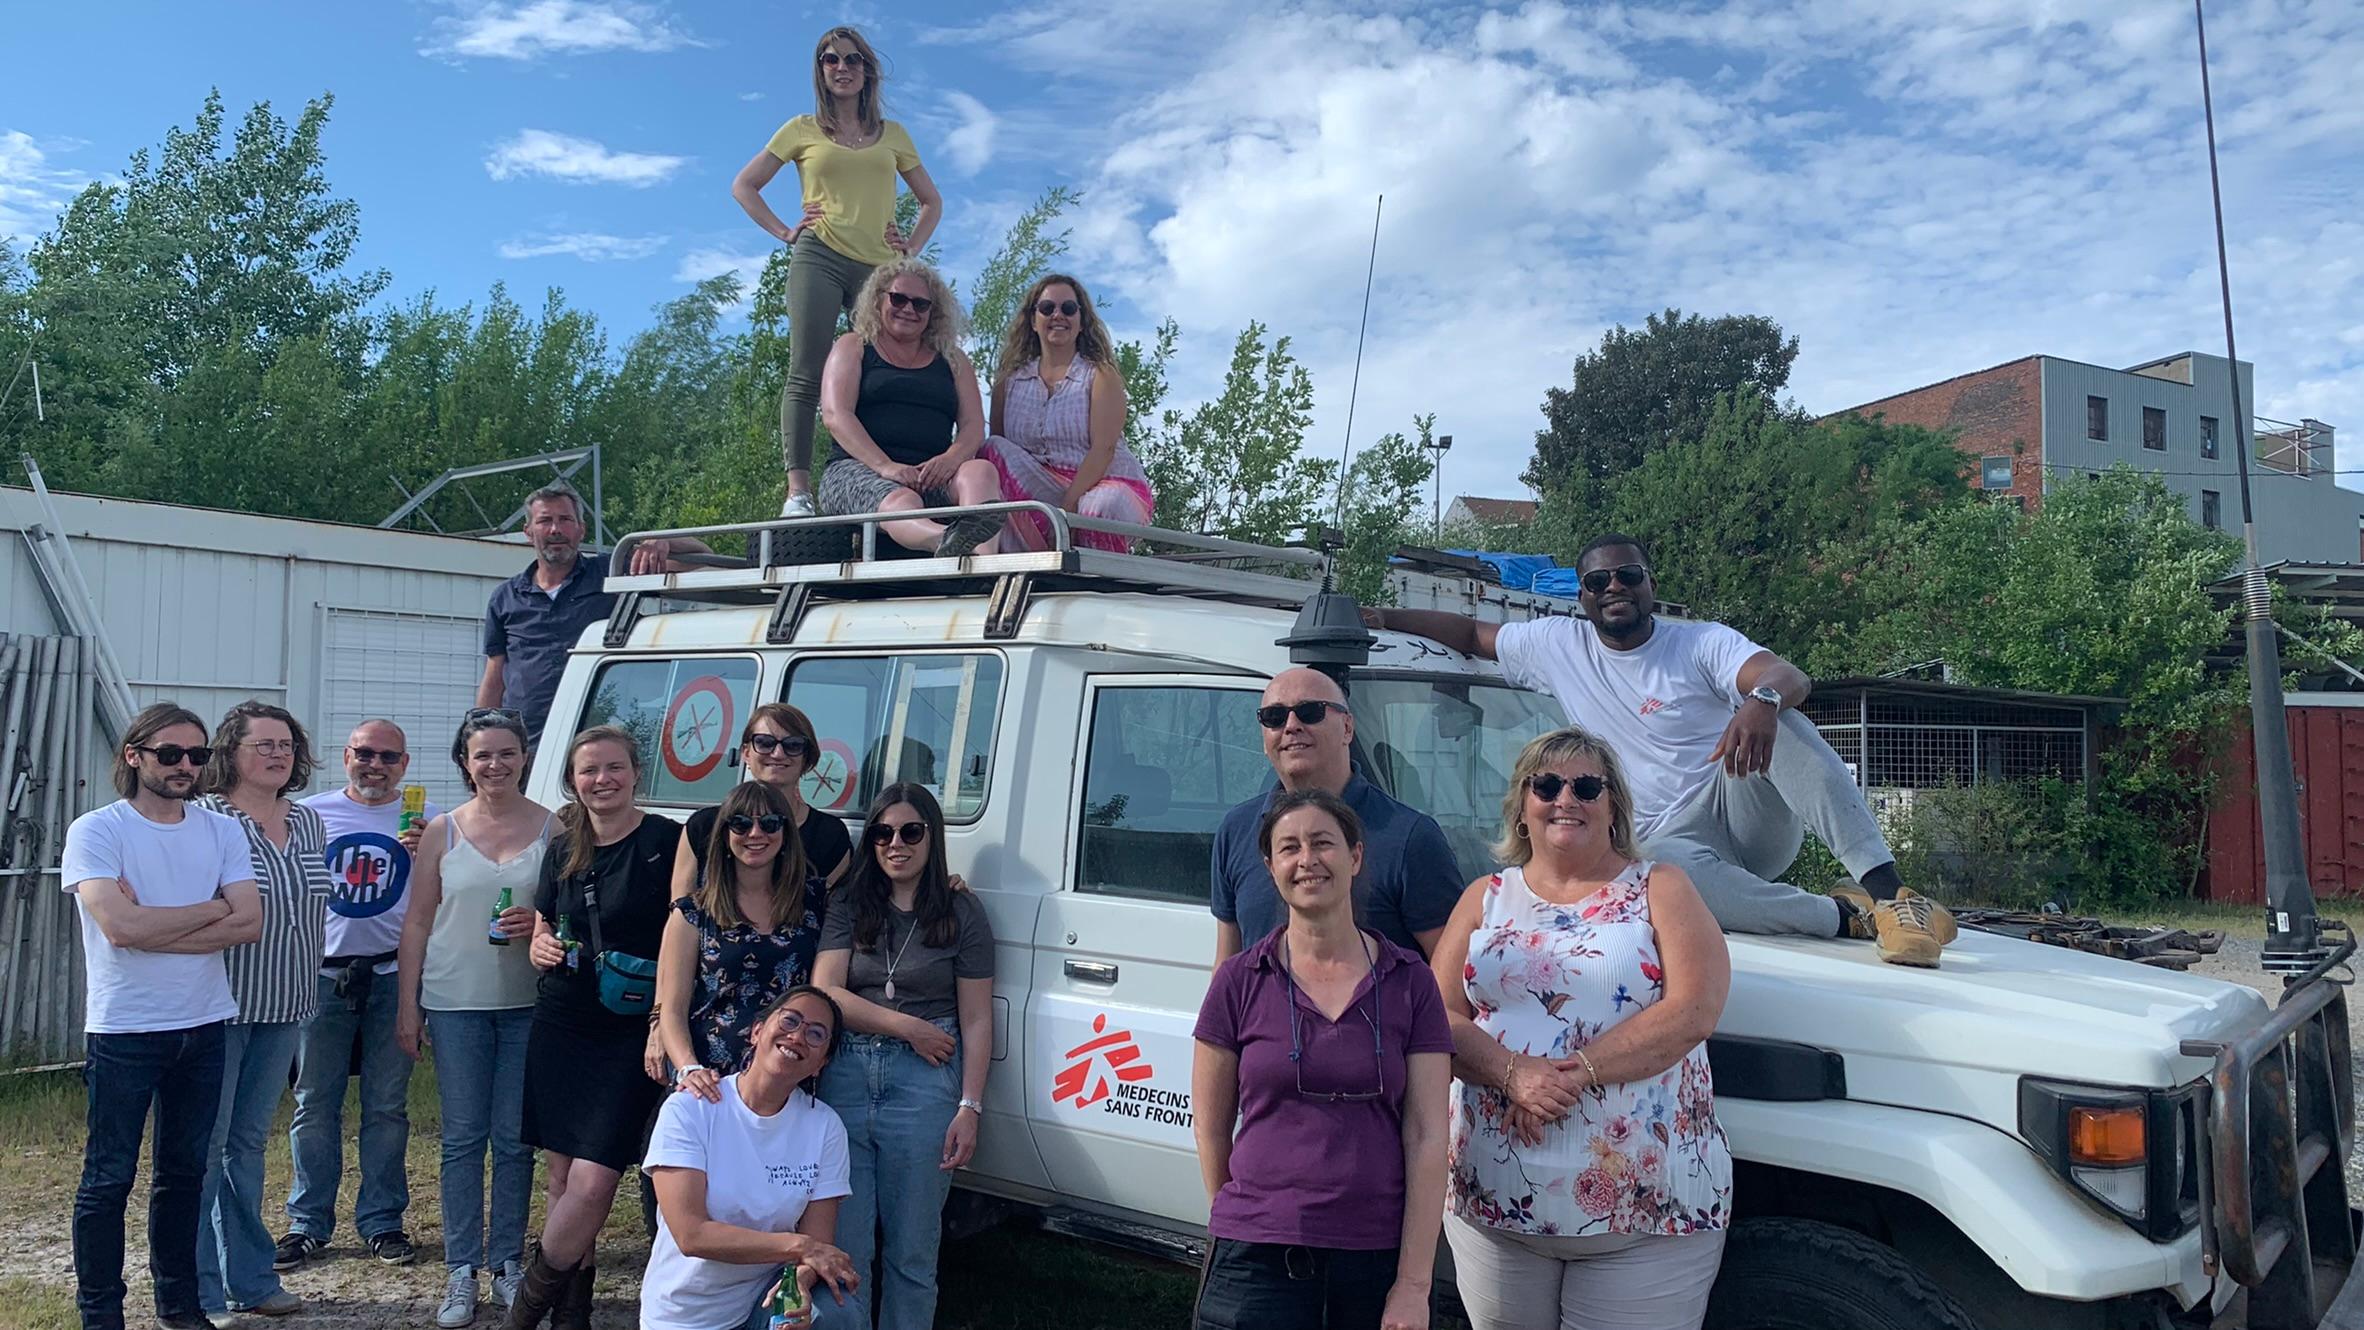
[733,26,944,520]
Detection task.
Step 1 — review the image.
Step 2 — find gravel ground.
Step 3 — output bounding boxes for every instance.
[2181,932,2364,1199]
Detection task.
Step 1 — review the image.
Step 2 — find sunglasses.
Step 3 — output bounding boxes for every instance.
[865,819,928,847]
[137,744,214,768]
[885,291,934,314]
[726,813,788,836]
[1035,299,1080,318]
[1256,700,1347,731]
[349,746,406,765]
[1529,772,1608,803]
[818,50,867,68]
[746,734,811,759]
[770,1009,833,1048]
[1580,564,1650,595]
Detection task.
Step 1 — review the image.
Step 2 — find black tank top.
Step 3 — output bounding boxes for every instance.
[851,343,958,467]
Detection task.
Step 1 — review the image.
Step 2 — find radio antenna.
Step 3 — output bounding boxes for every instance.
[1331,194,1384,526]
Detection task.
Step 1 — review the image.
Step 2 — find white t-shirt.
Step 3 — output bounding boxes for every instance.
[302,788,441,973]
[61,800,254,1034]
[640,1077,852,1330]
[1495,615,1766,838]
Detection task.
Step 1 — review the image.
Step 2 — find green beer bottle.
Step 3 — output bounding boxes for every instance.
[768,1275,804,1328]
[556,915,580,972]
[488,886,513,946]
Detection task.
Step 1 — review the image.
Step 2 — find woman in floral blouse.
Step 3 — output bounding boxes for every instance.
[1428,726,1733,1330]
[655,781,826,1101]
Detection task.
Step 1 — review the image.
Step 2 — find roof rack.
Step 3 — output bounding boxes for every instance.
[603,502,1329,646]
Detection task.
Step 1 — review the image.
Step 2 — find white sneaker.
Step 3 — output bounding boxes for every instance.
[437,1266,479,1328]
[491,1259,524,1310]
[781,492,817,518]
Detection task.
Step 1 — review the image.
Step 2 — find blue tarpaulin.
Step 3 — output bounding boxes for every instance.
[1447,549,1558,591]
[1529,567,1588,599]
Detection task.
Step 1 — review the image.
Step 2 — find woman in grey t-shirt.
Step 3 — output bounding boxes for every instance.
[811,782,993,1330]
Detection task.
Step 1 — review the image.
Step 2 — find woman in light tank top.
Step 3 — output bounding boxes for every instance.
[395,709,551,1326]
[1429,727,1734,1330]
[983,272,1154,552]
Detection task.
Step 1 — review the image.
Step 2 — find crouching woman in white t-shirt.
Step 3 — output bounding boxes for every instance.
[642,985,861,1330]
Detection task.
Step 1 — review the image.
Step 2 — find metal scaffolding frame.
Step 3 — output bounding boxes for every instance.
[378,446,607,545]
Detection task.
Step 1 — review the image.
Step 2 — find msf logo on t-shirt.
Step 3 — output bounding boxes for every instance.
[1638,697,1669,718]
[324,832,409,920]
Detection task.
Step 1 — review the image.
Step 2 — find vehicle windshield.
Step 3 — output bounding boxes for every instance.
[1347,672,1567,878]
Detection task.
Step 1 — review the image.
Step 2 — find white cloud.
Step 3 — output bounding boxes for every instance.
[942,0,2364,497]
[940,92,999,177]
[498,231,667,261]
[739,91,765,102]
[423,1,700,60]
[674,246,772,304]
[484,130,685,186]
[0,131,97,245]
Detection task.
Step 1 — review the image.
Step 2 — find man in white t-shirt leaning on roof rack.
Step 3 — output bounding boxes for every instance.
[1368,532,1956,968]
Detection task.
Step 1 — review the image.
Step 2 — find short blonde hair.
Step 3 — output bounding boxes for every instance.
[1495,727,1640,866]
[852,258,965,358]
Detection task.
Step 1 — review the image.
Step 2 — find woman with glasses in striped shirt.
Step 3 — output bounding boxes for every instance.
[1190,788,1453,1330]
[193,701,334,1323]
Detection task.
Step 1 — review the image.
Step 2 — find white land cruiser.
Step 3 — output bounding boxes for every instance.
[530,506,2357,1330]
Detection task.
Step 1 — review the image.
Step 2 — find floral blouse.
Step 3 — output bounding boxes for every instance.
[677,874,827,1073]
[1449,860,1731,1237]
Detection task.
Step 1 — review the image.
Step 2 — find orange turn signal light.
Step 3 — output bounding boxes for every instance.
[2068,1105,2147,1166]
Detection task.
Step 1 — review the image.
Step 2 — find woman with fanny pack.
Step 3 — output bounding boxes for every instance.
[508,726,677,1330]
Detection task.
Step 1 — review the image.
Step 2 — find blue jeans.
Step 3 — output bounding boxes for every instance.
[813,1021,960,1330]
[75,1023,226,1330]
[287,970,412,1241]
[196,1021,303,1312]
[427,1007,535,1273]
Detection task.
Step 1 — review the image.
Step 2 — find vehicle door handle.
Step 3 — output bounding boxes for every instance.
[1065,960,1119,984]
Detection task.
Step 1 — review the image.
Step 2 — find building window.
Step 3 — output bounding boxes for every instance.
[2201,415,2219,459]
[2201,489,2221,530]
[2087,396,2109,441]
[1981,456,2013,489]
[2143,406,2166,451]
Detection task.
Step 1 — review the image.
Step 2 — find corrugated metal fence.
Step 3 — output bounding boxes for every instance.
[0,633,95,1063]
[2204,703,2364,904]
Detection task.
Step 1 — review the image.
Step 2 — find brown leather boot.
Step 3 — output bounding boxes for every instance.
[549,1254,596,1330]
[502,1245,569,1330]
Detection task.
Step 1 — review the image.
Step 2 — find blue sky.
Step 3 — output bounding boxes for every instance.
[5,0,2361,505]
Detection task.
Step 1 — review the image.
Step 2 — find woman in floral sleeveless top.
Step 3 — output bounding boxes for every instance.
[1430,727,1734,1330]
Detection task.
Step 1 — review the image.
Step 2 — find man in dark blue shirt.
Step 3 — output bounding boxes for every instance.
[477,484,699,742]
[1210,668,1465,961]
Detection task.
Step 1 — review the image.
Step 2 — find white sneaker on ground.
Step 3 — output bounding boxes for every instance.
[492,1259,524,1310]
[781,492,818,518]
[437,1266,478,1328]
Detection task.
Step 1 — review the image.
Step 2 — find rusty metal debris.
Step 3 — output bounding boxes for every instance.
[1954,910,2227,970]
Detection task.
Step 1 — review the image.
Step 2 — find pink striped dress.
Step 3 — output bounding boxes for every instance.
[985,357,1155,551]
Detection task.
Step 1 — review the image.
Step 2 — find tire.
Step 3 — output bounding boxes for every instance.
[1702,1218,1981,1330]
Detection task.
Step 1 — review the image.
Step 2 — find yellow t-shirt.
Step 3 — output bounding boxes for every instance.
[765,115,921,268]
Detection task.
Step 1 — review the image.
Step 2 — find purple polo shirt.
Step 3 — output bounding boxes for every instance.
[1194,929,1454,1250]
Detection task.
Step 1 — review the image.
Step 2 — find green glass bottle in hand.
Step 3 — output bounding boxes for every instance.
[556,914,581,972]
[768,1274,805,1328]
[488,886,513,946]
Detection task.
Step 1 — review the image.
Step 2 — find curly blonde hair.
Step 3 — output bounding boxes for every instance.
[851,258,965,358]
[1494,726,1640,866]
[994,272,1115,386]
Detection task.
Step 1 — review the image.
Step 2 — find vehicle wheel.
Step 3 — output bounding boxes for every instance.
[1702,1218,1980,1330]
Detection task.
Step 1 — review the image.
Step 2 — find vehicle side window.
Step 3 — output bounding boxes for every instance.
[1077,684,1266,904]
[787,654,1004,822]
[579,656,762,806]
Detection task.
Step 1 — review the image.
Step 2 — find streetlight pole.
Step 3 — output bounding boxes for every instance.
[1427,433,1453,542]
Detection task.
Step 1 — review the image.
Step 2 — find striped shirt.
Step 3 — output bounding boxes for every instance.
[199,795,333,1025]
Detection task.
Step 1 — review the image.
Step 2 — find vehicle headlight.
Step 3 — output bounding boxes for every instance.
[2019,1077,2203,1240]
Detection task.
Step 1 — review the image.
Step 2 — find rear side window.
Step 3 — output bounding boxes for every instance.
[787,654,1004,822]
[1077,684,1267,903]
[578,656,762,806]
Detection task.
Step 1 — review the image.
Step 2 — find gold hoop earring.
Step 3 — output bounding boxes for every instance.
[1515,821,1529,841]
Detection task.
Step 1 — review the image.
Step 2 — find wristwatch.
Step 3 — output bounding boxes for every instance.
[671,1064,708,1088]
[1746,685,1785,710]
[957,1097,985,1116]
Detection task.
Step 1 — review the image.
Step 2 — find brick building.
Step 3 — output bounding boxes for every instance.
[1833,351,2362,564]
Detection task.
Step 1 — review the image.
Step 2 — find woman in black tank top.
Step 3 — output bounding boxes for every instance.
[816,259,1007,557]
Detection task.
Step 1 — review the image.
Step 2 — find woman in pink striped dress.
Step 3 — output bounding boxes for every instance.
[984,274,1155,552]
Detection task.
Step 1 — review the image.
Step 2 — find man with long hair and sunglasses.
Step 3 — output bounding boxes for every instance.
[1368,534,1954,967]
[1211,668,1465,965]
[63,703,262,1330]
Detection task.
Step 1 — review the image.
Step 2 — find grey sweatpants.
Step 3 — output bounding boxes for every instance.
[1638,708,1893,937]
[1445,1212,1727,1330]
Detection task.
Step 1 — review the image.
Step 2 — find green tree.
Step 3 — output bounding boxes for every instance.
[1334,415,1437,604]
[961,187,1076,376]
[1525,308,1799,505]
[1139,321,1334,543]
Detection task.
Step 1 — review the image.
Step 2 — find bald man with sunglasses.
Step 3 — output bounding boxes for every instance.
[1209,669,1466,965]
[1369,533,1954,968]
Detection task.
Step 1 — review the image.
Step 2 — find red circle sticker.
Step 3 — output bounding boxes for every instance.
[661,676,735,784]
[803,738,858,811]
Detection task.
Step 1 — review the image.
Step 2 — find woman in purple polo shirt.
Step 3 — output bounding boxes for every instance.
[1191,788,1452,1330]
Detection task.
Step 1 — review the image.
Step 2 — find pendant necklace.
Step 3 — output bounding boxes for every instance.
[882,914,920,1003]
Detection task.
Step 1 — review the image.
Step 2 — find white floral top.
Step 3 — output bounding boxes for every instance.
[1449,860,1732,1236]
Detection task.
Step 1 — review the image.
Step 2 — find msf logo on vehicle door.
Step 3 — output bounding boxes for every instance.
[1054,1013,1191,1127]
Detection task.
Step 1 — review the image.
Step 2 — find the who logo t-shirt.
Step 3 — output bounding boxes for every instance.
[301,788,440,967]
